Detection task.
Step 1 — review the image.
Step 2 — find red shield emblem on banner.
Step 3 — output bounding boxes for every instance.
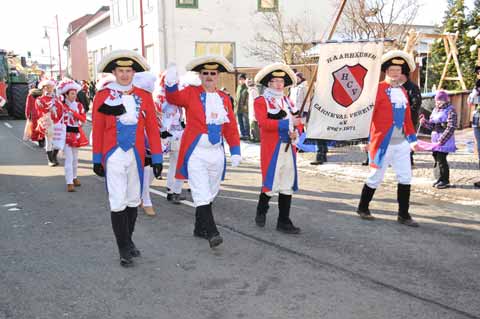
[331,64,368,108]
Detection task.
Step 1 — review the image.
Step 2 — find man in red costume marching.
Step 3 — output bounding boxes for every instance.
[356,50,420,227]
[253,63,302,234]
[165,55,241,249]
[36,79,63,166]
[92,50,163,267]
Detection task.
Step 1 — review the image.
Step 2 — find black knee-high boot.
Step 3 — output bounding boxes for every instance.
[198,203,223,248]
[111,210,134,267]
[276,193,300,234]
[397,184,419,227]
[126,206,140,257]
[357,184,375,219]
[194,206,208,239]
[255,193,271,227]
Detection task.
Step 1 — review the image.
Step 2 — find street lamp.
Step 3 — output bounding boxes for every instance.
[43,28,54,78]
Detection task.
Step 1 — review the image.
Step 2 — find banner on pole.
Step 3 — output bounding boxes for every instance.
[306,41,384,140]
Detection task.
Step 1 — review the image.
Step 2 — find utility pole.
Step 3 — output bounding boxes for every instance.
[139,0,146,57]
[55,15,63,78]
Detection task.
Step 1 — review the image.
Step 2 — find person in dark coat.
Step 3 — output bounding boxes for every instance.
[400,73,422,166]
[76,85,90,113]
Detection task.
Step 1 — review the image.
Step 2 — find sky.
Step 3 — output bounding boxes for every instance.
[0,0,475,65]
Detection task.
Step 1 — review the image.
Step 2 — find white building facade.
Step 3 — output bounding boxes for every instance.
[84,0,337,78]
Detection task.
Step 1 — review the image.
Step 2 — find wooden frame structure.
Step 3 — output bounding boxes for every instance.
[404,29,466,90]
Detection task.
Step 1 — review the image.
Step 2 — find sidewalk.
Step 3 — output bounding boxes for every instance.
[241,128,480,205]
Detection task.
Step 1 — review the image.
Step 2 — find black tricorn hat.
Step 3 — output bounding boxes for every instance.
[98,50,150,73]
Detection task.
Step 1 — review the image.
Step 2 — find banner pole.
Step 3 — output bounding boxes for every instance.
[299,0,347,115]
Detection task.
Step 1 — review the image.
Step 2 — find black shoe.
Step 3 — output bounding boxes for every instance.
[356,209,375,220]
[171,193,182,204]
[435,181,450,189]
[129,245,141,258]
[119,248,134,267]
[255,213,266,227]
[361,160,369,166]
[166,193,173,201]
[474,181,480,188]
[310,160,324,165]
[276,220,301,234]
[208,233,223,248]
[397,216,419,227]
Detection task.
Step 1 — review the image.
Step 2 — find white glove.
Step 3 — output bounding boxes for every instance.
[165,62,178,87]
[231,154,242,167]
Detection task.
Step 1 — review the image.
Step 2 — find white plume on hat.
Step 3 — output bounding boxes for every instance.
[96,74,116,90]
[180,71,201,87]
[133,72,157,93]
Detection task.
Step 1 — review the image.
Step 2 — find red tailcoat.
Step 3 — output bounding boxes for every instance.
[254,96,299,193]
[368,81,417,168]
[165,84,240,180]
[92,86,162,169]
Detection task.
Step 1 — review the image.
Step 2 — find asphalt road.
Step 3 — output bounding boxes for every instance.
[1,119,479,319]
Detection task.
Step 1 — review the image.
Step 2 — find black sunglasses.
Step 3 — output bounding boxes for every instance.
[201,71,218,76]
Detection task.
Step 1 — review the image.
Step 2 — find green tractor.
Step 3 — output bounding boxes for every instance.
[0,49,34,119]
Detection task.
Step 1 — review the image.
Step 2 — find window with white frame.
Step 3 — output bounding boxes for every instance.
[111,0,121,25]
[195,42,235,64]
[126,0,136,19]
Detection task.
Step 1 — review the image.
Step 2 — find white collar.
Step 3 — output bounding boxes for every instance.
[106,81,133,92]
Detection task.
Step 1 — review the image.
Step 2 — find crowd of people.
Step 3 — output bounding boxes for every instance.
[20,48,480,267]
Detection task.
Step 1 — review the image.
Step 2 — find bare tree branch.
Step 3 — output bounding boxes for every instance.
[244,11,315,64]
[336,0,420,48]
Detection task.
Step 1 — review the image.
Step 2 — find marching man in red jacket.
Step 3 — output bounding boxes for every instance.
[92,50,163,267]
[356,50,420,227]
[254,63,301,234]
[165,56,241,249]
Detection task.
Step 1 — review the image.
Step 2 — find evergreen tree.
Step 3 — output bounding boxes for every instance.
[427,0,475,91]
[466,0,480,76]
